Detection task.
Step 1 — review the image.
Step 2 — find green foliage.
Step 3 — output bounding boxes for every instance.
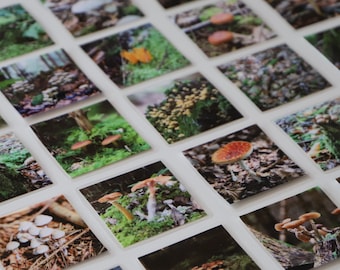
[0,148,29,169]
[22,22,46,40]
[0,78,20,90]
[122,27,189,86]
[0,164,27,202]
[199,6,223,21]
[31,93,44,106]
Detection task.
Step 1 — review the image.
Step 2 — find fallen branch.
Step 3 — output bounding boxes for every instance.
[48,202,86,228]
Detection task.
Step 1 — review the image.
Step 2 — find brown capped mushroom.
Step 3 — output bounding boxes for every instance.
[98,192,134,221]
[101,134,122,146]
[71,140,92,151]
[211,141,261,181]
[210,13,234,25]
[298,212,321,221]
[282,219,306,229]
[208,31,234,46]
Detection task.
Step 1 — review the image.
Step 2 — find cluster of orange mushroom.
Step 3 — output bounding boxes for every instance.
[120,47,153,65]
[275,210,340,244]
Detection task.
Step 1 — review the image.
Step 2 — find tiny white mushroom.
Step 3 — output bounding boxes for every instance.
[18,233,34,243]
[19,221,33,231]
[52,229,65,240]
[6,241,20,251]
[28,225,40,236]
[34,214,52,226]
[39,227,53,238]
[30,238,41,249]
[33,244,49,255]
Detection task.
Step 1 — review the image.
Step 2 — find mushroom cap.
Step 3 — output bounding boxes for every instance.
[52,229,66,240]
[211,141,253,165]
[71,140,92,150]
[19,221,33,232]
[298,212,321,221]
[28,225,40,236]
[274,218,292,231]
[101,134,122,146]
[6,241,20,251]
[30,238,42,249]
[282,219,306,229]
[131,175,172,192]
[210,13,234,25]
[98,192,123,203]
[34,244,49,255]
[208,31,233,46]
[331,208,340,215]
[34,214,53,226]
[39,227,53,238]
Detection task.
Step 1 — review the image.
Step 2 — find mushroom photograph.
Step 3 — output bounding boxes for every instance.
[0,49,101,117]
[219,44,330,111]
[31,100,150,177]
[305,25,340,69]
[81,23,190,88]
[241,187,340,269]
[80,161,206,247]
[183,125,304,203]
[128,73,242,144]
[171,0,275,57]
[42,0,143,37]
[0,195,106,269]
[265,0,340,29]
[0,4,53,61]
[0,132,52,203]
[276,98,340,171]
[139,225,259,270]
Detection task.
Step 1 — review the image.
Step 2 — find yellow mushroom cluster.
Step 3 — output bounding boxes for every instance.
[146,79,230,143]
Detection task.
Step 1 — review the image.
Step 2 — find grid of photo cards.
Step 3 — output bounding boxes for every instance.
[0,0,339,269]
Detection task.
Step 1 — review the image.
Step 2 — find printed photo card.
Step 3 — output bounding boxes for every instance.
[276,98,340,171]
[80,161,206,247]
[31,100,150,177]
[81,23,190,88]
[43,0,143,37]
[218,44,330,111]
[128,73,242,144]
[265,0,340,29]
[241,187,340,269]
[0,132,52,203]
[171,0,276,57]
[0,195,106,270]
[0,4,53,62]
[0,49,101,118]
[183,125,305,204]
[305,26,340,69]
[139,225,260,270]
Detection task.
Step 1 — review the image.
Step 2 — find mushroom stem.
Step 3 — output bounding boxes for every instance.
[228,167,238,181]
[238,160,261,182]
[308,0,323,15]
[309,219,322,242]
[146,193,157,221]
[112,202,134,221]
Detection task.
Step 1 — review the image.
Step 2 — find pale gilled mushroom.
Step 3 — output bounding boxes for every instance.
[211,141,261,182]
[33,244,49,256]
[98,192,134,221]
[6,241,21,261]
[131,175,172,221]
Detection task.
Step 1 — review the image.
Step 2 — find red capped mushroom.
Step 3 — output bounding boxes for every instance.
[98,192,133,221]
[101,134,122,146]
[211,141,261,181]
[131,175,172,221]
